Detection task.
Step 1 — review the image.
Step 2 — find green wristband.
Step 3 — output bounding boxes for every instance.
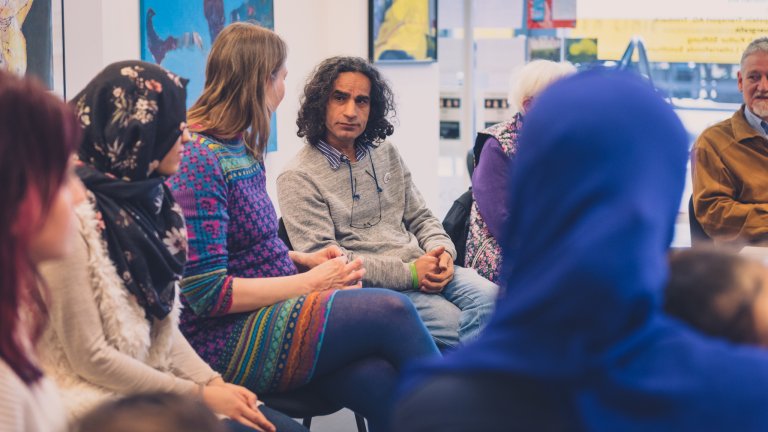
[409,262,419,290]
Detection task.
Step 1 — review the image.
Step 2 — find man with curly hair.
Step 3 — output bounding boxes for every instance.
[277,56,497,349]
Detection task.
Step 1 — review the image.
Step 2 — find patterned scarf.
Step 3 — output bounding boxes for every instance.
[72,60,188,320]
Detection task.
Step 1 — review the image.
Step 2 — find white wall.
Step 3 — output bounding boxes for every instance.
[63,0,139,98]
[63,0,441,213]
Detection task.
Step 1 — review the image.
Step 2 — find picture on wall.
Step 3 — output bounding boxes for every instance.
[565,38,598,65]
[1,0,65,95]
[139,0,277,151]
[369,0,437,63]
[528,36,562,62]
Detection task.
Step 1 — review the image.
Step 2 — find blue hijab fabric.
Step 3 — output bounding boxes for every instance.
[402,69,768,431]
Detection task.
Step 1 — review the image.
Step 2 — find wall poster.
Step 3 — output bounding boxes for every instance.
[1,0,65,96]
[369,0,437,63]
[140,0,277,151]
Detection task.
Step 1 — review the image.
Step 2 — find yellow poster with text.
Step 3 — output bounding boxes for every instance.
[572,19,768,64]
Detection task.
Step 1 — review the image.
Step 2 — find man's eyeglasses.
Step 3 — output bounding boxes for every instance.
[345,155,383,229]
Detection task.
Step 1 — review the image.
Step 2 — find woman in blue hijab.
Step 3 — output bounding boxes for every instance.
[393,69,768,431]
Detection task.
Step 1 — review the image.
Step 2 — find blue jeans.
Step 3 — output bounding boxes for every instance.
[402,266,497,349]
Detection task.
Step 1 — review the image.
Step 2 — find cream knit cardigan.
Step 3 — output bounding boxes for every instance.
[37,199,215,421]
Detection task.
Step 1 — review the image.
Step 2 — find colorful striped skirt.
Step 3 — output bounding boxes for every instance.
[183,290,337,394]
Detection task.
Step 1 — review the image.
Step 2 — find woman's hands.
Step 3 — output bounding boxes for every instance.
[289,245,345,272]
[229,246,365,312]
[201,378,275,432]
[289,245,366,292]
[300,254,365,293]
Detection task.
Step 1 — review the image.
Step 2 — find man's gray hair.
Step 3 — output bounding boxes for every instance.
[741,37,768,67]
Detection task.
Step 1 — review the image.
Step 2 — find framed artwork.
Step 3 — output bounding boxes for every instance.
[565,38,598,65]
[528,36,562,62]
[139,0,277,151]
[526,0,575,30]
[369,0,437,63]
[1,0,66,96]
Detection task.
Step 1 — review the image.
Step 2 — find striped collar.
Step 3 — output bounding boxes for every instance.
[316,140,370,170]
[744,106,768,138]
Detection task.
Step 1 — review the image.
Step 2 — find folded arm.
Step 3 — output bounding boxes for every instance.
[398,151,457,258]
[692,136,768,243]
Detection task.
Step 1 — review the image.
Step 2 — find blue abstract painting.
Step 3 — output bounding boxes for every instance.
[140,0,277,151]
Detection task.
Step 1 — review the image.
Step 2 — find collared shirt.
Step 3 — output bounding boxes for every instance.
[743,106,768,138]
[316,140,370,170]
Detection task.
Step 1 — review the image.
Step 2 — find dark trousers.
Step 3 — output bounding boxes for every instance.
[391,372,579,432]
[224,405,308,432]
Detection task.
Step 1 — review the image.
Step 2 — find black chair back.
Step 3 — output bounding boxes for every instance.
[278,217,294,251]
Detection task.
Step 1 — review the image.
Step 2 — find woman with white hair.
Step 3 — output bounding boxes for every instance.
[464,59,576,283]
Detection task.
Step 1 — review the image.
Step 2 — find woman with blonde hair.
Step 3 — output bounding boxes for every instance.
[169,22,438,432]
[465,59,576,283]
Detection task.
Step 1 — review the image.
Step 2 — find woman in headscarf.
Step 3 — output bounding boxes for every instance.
[37,60,303,432]
[393,69,768,431]
[0,69,84,432]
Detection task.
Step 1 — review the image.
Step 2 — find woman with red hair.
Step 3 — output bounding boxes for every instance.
[0,70,85,431]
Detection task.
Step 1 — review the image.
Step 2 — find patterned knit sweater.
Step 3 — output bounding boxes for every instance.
[168,133,334,393]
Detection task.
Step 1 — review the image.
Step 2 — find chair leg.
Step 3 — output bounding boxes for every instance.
[354,413,367,432]
[303,416,312,429]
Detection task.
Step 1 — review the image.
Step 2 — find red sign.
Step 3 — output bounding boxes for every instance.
[527,0,576,29]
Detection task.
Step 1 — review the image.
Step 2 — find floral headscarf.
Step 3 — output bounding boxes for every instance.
[72,60,188,320]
